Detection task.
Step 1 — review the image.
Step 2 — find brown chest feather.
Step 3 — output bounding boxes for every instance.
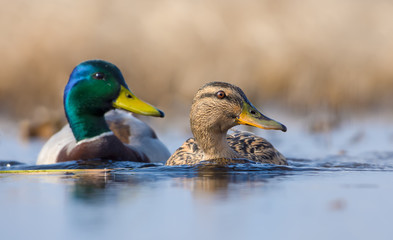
[57,134,149,163]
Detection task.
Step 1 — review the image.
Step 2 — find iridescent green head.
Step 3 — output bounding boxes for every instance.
[64,60,164,142]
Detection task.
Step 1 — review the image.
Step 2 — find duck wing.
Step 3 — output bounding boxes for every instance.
[227,130,287,165]
[106,110,170,163]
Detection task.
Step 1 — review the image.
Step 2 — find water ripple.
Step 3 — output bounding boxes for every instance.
[1,151,393,173]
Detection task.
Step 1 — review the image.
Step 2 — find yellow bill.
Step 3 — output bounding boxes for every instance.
[235,101,286,132]
[113,86,164,117]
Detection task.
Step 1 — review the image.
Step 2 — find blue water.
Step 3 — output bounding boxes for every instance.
[1,116,393,240]
[1,156,393,240]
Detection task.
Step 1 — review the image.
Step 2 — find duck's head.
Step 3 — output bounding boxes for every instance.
[190,82,286,136]
[64,60,164,118]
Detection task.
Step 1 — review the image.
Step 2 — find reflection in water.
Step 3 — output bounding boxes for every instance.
[59,151,393,205]
[1,157,393,240]
[70,171,110,201]
[170,170,288,199]
[2,151,393,205]
[65,167,292,204]
[3,150,393,204]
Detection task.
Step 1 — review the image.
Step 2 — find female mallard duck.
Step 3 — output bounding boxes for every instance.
[37,60,170,165]
[166,82,287,166]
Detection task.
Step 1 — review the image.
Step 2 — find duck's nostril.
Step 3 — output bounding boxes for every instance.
[250,110,256,115]
[126,94,132,99]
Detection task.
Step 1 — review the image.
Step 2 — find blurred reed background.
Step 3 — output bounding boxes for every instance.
[0,0,392,138]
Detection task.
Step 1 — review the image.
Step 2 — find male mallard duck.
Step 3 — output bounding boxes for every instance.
[37,60,170,164]
[166,82,287,166]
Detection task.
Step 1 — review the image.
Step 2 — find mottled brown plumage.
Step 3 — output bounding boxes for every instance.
[166,82,287,166]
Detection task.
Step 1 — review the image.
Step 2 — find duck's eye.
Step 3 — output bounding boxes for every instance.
[216,91,226,99]
[92,72,105,80]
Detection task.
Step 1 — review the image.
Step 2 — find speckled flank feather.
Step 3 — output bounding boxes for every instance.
[166,130,287,166]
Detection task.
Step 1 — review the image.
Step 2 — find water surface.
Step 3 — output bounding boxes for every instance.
[1,116,393,240]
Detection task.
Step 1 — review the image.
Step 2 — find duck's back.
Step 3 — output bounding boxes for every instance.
[166,130,287,166]
[106,110,170,163]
